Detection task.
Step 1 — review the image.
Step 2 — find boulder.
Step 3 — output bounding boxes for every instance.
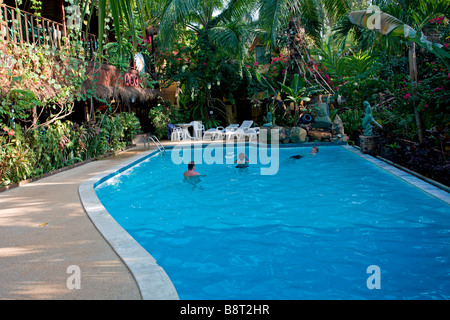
[289,127,308,143]
[332,114,345,136]
[308,130,332,142]
[279,127,290,144]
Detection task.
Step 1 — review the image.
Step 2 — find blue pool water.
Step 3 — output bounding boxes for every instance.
[95,146,450,299]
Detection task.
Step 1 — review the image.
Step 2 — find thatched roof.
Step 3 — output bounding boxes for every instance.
[81,81,161,105]
[115,86,161,105]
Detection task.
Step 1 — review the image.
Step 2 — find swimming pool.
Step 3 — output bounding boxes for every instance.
[94,145,450,300]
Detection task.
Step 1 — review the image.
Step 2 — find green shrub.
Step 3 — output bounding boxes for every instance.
[0,112,141,187]
[0,124,35,186]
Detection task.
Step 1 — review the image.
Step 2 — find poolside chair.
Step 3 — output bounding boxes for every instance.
[226,121,255,141]
[204,124,239,141]
[190,121,205,140]
[168,124,176,140]
[203,126,224,141]
[168,124,183,141]
[233,127,259,142]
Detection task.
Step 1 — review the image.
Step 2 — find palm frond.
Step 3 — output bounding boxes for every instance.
[321,0,352,23]
[208,23,250,59]
[297,0,324,43]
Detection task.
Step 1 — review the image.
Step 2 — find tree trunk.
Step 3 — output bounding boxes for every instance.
[409,43,423,142]
[31,105,38,128]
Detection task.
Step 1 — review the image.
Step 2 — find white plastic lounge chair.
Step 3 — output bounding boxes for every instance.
[233,127,259,142]
[226,121,254,141]
[190,121,205,140]
[204,124,239,141]
[203,126,224,141]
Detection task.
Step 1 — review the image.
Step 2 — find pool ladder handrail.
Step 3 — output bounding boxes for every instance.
[144,134,165,153]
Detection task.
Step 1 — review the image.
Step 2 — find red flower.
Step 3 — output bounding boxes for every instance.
[2,127,8,132]
[403,93,411,100]
[8,130,14,136]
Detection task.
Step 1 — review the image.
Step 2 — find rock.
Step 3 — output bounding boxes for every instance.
[290,127,308,143]
[308,130,332,142]
[332,114,345,135]
[279,127,290,144]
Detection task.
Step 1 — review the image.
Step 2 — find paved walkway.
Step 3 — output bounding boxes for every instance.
[0,143,154,300]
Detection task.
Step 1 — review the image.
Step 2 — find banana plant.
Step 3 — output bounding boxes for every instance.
[347,8,450,142]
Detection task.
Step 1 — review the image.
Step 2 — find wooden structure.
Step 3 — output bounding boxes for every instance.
[0,2,97,60]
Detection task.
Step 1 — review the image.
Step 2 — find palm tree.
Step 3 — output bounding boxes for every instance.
[255,0,366,50]
[76,0,356,56]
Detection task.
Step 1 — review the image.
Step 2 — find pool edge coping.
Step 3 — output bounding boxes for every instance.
[78,149,180,300]
[342,145,450,205]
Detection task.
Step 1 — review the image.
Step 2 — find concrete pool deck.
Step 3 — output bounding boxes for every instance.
[1,140,448,300]
[0,143,152,300]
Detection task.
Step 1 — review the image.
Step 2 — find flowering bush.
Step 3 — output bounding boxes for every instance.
[260,54,289,82]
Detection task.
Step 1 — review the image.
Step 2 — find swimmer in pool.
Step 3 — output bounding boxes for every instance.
[235,153,249,168]
[309,146,319,157]
[290,146,319,159]
[184,161,200,178]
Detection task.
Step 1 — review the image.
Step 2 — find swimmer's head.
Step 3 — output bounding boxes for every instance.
[238,153,246,160]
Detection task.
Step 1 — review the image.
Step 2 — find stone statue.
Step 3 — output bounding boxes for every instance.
[332,114,345,136]
[263,111,273,127]
[362,101,382,136]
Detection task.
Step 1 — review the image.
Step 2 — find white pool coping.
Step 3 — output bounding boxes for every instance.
[79,144,449,300]
[342,145,450,205]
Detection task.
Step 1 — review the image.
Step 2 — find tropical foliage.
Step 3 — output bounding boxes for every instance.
[1,112,140,187]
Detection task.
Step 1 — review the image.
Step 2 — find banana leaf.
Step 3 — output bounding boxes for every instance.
[349,10,450,66]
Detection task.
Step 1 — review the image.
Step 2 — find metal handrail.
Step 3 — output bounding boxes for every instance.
[144,134,165,153]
